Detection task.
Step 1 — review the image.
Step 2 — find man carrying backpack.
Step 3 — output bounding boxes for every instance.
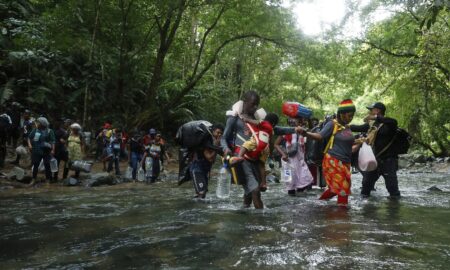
[350,102,401,198]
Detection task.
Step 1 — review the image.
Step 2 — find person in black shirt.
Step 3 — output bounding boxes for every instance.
[128,131,144,181]
[350,102,401,198]
[53,119,70,181]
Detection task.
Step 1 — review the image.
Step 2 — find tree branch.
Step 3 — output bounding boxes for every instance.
[361,40,418,58]
[165,33,286,109]
[191,5,226,79]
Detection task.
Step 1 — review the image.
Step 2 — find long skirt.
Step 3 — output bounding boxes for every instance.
[322,153,351,196]
[286,148,313,191]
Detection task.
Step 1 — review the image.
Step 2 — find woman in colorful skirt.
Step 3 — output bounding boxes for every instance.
[274,117,313,196]
[300,99,360,206]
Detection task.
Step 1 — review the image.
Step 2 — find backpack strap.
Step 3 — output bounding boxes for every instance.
[375,130,397,158]
[367,123,384,146]
[323,120,345,154]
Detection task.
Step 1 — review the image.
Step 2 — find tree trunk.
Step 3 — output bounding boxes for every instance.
[83,0,102,129]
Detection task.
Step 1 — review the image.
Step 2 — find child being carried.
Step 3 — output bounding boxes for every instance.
[231,113,279,192]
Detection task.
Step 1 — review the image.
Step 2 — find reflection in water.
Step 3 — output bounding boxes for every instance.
[321,206,351,247]
[0,172,449,269]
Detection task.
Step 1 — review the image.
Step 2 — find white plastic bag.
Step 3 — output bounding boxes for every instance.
[125,166,133,179]
[280,160,293,183]
[38,159,45,172]
[137,168,145,182]
[358,143,378,172]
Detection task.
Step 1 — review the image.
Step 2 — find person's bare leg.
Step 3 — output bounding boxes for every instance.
[252,189,264,209]
[243,194,252,208]
[259,163,267,192]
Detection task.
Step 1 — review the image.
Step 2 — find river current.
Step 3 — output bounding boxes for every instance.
[0,170,449,269]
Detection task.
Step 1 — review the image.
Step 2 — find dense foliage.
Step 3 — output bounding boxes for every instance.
[0,0,448,156]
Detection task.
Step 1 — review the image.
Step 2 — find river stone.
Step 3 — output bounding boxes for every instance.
[63,177,80,186]
[398,156,413,169]
[413,154,427,163]
[85,173,119,187]
[427,185,443,192]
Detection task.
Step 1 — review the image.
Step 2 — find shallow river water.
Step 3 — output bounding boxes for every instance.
[1,170,449,269]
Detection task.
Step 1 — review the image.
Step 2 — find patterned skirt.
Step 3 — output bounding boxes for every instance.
[322,153,351,196]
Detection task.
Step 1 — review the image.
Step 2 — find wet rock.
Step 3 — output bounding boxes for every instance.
[85,173,119,187]
[10,167,27,181]
[427,185,443,192]
[0,185,14,190]
[412,154,427,164]
[398,155,414,169]
[14,216,28,225]
[63,177,80,186]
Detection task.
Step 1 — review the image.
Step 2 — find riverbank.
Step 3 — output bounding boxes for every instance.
[1,147,449,192]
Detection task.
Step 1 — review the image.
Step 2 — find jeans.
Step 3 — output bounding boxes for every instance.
[361,157,400,197]
[130,152,142,179]
[108,151,121,175]
[32,153,52,180]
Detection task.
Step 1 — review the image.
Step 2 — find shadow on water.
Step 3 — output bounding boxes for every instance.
[0,171,449,269]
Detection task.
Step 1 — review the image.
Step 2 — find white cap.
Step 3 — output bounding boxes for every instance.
[70,123,82,130]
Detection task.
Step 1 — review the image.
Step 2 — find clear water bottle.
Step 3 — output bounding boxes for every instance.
[50,157,58,173]
[216,166,230,199]
[137,168,145,182]
[281,160,292,183]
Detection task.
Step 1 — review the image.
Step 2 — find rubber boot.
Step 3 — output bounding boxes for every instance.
[319,189,336,200]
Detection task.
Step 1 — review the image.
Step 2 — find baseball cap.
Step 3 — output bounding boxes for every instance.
[366,102,386,112]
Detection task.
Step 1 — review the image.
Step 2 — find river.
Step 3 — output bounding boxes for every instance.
[0,170,449,269]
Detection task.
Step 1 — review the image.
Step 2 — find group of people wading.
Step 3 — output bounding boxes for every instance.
[179,91,402,208]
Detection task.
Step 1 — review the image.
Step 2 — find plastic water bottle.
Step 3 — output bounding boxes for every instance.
[137,168,145,182]
[216,166,230,199]
[281,160,292,183]
[50,157,58,173]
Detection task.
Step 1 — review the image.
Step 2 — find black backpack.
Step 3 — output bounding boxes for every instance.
[305,119,334,166]
[305,125,324,166]
[392,128,411,155]
[376,128,412,157]
[175,120,213,150]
